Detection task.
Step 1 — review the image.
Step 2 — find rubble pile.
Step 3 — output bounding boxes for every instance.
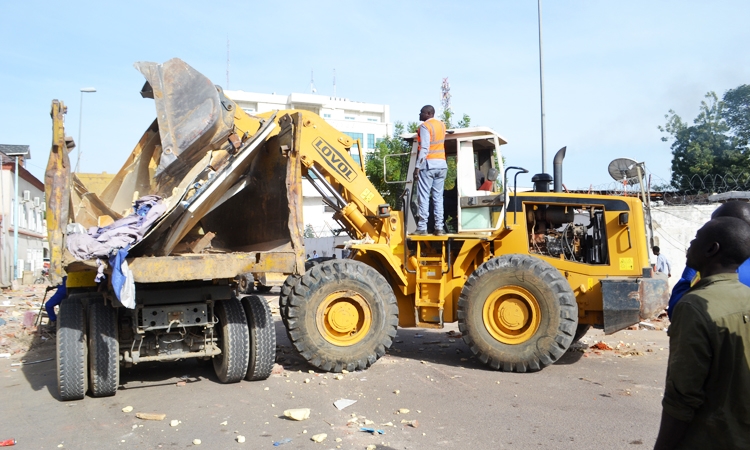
[0,284,53,360]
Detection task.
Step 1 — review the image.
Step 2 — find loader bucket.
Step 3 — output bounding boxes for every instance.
[134,58,235,181]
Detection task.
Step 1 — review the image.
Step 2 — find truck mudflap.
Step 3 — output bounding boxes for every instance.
[600,270,669,334]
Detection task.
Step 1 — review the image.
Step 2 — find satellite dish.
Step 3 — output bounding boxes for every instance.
[608,157,641,184]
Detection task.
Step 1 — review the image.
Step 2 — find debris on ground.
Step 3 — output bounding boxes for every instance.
[170,420,180,427]
[192,439,201,445]
[122,406,133,413]
[396,408,410,414]
[236,435,245,443]
[136,413,166,421]
[590,341,614,351]
[283,408,310,421]
[272,438,292,446]
[333,399,357,410]
[400,419,419,428]
[360,427,385,435]
[310,433,327,443]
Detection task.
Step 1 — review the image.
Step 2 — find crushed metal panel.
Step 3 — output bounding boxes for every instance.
[45,100,71,284]
[134,58,234,180]
[151,118,278,256]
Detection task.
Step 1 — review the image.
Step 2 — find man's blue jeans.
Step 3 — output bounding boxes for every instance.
[416,167,448,231]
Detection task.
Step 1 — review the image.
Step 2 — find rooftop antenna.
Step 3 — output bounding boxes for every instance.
[333,69,336,98]
[226,36,230,89]
[538,0,547,174]
[310,69,317,94]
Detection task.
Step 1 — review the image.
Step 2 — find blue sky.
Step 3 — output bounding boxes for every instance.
[2,1,749,189]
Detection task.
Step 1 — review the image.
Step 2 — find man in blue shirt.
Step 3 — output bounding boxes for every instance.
[667,201,750,319]
[44,276,67,328]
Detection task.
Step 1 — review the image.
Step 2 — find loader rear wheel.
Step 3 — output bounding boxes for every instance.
[285,260,398,372]
[213,297,249,383]
[457,254,577,372]
[242,295,276,381]
[57,296,87,401]
[88,301,119,397]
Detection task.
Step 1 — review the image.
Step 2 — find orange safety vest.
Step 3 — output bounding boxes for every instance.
[416,118,446,160]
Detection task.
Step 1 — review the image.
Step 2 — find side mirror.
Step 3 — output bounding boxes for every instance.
[619,212,629,226]
[487,167,499,182]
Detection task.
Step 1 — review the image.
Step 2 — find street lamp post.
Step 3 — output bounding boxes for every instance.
[6,151,29,280]
[76,87,97,173]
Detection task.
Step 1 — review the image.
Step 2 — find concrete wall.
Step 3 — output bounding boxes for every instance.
[649,204,717,289]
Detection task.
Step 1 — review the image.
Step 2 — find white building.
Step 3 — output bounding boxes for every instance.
[225,90,392,236]
[0,145,47,285]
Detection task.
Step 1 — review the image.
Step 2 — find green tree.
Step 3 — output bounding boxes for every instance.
[365,121,411,209]
[723,84,750,147]
[660,92,734,190]
[303,224,316,238]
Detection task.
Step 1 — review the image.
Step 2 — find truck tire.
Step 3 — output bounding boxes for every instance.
[457,254,577,372]
[57,296,87,401]
[242,295,276,381]
[279,274,301,328]
[213,297,250,383]
[88,301,119,397]
[285,260,398,372]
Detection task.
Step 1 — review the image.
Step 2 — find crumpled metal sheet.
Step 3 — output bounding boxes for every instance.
[44,100,71,285]
[134,58,235,180]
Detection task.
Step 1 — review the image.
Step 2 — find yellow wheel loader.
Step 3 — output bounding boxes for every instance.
[48,60,667,399]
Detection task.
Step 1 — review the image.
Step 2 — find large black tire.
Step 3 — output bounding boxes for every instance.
[213,297,250,383]
[57,296,87,401]
[88,301,119,397]
[285,260,398,372]
[573,324,591,343]
[242,295,276,381]
[279,274,301,328]
[457,254,577,372]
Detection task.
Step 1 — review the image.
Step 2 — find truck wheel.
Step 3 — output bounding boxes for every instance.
[279,274,301,328]
[57,296,87,401]
[457,254,577,372]
[285,260,398,372]
[242,295,276,381]
[88,301,119,397]
[213,297,250,383]
[573,324,591,343]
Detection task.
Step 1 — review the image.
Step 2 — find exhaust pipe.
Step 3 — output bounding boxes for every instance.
[553,146,566,193]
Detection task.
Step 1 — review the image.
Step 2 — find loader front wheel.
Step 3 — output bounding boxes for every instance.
[285,260,398,372]
[213,297,250,383]
[279,274,301,328]
[457,254,577,372]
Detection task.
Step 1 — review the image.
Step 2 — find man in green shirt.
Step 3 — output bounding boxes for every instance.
[655,216,750,449]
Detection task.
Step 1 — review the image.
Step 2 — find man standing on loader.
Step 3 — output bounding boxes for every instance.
[413,105,447,236]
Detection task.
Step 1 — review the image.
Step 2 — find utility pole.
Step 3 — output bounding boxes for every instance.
[538,0,548,174]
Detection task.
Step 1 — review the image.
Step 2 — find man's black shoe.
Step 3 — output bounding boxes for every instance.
[434,229,446,236]
[413,229,428,236]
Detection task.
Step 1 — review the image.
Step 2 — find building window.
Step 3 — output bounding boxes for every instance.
[367,118,378,122]
[323,113,331,118]
[344,132,363,144]
[367,134,375,149]
[345,116,355,120]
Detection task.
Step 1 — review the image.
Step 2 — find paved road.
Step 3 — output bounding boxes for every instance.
[0,294,669,449]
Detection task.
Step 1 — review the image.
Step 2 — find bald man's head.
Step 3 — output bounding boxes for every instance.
[419,105,435,122]
[711,201,750,225]
[687,216,750,273]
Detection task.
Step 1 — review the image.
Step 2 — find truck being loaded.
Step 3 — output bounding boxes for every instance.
[47,59,668,401]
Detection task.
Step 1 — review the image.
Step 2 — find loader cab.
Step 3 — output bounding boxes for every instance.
[398,127,507,234]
